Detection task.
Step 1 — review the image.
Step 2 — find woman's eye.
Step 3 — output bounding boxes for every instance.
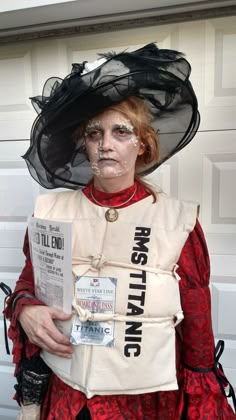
[114,127,133,139]
[86,130,102,140]
[118,129,126,135]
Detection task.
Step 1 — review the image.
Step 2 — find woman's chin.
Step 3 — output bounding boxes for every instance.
[95,172,123,180]
[94,168,126,179]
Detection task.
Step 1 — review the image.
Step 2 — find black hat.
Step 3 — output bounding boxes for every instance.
[23,43,200,189]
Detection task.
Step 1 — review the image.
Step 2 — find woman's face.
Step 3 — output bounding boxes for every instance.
[84,109,144,181]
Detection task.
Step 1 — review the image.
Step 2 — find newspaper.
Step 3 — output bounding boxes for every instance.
[28,216,72,314]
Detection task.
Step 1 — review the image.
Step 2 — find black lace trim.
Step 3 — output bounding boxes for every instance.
[15,355,51,406]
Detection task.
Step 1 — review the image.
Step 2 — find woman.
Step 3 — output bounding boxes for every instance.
[5,44,236,419]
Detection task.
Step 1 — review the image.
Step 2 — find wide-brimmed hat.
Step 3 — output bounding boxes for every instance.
[23,43,200,189]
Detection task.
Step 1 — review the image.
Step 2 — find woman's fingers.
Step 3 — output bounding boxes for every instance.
[38,307,72,344]
[18,305,74,357]
[32,332,73,358]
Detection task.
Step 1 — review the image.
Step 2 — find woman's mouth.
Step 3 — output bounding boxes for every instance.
[98,158,117,163]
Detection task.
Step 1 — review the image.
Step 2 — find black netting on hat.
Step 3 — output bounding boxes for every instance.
[23,43,200,189]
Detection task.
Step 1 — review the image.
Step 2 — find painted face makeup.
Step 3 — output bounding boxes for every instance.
[84,109,144,181]
[85,120,136,144]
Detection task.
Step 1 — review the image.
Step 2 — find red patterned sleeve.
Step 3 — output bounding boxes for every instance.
[176,220,236,418]
[4,230,45,371]
[178,219,215,368]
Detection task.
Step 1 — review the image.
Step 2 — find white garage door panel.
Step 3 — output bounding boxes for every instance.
[0,366,18,409]
[211,256,236,277]
[0,167,37,219]
[0,408,19,420]
[212,283,236,337]
[0,173,35,218]
[206,234,236,255]
[220,340,236,369]
[0,225,26,249]
[0,49,35,141]
[0,249,25,272]
[203,17,236,130]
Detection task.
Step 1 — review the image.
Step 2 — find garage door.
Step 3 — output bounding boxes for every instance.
[0,16,235,417]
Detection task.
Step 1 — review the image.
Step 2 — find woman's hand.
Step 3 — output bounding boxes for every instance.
[18,305,74,358]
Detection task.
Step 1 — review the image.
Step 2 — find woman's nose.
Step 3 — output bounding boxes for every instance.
[100,131,114,151]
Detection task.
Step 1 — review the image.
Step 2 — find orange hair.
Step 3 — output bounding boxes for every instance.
[109,97,159,201]
[109,97,160,171]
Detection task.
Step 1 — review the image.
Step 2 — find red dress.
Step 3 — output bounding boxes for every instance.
[5,182,236,419]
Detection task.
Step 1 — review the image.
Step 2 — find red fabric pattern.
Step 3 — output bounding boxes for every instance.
[84,180,150,208]
[177,226,215,368]
[5,182,236,419]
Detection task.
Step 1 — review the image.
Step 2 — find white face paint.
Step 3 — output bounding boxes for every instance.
[85,109,144,182]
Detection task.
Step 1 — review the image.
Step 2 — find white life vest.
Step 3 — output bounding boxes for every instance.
[34,190,198,398]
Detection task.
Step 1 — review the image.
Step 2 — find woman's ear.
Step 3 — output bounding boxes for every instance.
[138,141,145,156]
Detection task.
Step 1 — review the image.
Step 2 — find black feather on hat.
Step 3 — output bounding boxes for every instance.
[23,43,200,189]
